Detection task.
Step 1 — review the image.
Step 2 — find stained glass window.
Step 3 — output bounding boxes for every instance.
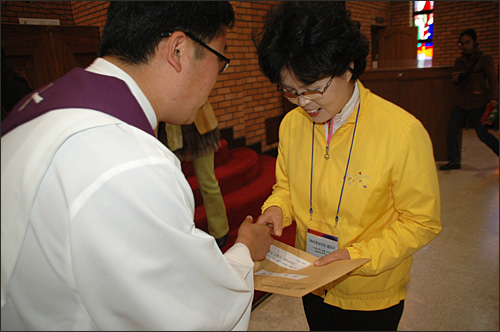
[414,1,434,67]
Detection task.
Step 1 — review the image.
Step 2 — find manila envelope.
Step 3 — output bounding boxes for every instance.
[254,240,370,297]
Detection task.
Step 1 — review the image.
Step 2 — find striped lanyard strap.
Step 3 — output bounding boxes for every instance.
[309,102,361,227]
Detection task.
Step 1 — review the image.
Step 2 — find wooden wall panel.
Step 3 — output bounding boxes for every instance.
[360,66,457,161]
[2,24,100,91]
[378,27,418,68]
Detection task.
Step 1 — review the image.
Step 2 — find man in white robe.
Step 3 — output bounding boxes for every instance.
[1,2,273,330]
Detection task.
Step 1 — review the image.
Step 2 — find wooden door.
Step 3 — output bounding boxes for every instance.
[1,24,100,91]
[378,27,418,68]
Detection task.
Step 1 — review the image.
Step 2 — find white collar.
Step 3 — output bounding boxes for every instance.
[325,81,360,135]
[85,57,158,131]
[339,81,360,123]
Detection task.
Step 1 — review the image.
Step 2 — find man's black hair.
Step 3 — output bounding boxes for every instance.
[459,28,477,43]
[99,1,235,64]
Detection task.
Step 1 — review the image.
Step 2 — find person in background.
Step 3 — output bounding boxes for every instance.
[1,2,273,330]
[158,100,230,249]
[440,28,499,170]
[1,47,32,121]
[253,2,442,331]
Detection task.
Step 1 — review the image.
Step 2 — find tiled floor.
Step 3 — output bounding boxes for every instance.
[248,128,499,331]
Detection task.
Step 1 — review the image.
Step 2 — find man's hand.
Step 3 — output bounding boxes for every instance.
[235,216,273,261]
[255,206,283,237]
[313,248,351,266]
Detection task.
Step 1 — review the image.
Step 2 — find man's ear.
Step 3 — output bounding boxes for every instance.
[163,31,188,73]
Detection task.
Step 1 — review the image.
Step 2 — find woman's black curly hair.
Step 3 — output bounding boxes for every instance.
[253,1,369,85]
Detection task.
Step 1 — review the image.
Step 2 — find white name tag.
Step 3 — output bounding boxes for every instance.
[306,229,339,258]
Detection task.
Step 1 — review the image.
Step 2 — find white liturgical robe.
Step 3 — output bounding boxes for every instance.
[1,58,255,331]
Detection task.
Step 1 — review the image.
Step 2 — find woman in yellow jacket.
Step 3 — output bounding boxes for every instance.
[254,2,442,330]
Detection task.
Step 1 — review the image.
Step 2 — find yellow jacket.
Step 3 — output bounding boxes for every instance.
[262,82,442,310]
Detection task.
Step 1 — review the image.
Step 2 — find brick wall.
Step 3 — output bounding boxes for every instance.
[390,1,413,27]
[1,1,74,25]
[211,1,281,151]
[2,1,498,153]
[70,0,108,28]
[432,1,499,69]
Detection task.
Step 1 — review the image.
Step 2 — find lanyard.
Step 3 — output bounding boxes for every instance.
[325,118,334,159]
[309,102,361,227]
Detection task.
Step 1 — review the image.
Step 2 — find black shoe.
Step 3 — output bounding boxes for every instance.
[215,234,228,249]
[440,162,461,170]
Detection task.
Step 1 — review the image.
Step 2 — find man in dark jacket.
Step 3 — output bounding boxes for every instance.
[440,28,499,170]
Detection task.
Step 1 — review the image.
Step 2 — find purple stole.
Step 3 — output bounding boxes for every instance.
[1,67,155,137]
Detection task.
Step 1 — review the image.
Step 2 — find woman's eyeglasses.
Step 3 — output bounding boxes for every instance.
[277,74,335,100]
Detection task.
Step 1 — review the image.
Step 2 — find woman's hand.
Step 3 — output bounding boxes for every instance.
[255,206,283,237]
[314,248,351,266]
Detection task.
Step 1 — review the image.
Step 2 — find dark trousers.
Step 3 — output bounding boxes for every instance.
[445,105,499,163]
[302,293,404,331]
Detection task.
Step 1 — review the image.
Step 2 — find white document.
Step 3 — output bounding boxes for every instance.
[265,244,311,271]
[254,269,309,280]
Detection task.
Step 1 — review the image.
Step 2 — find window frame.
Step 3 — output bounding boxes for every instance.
[413,1,434,64]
